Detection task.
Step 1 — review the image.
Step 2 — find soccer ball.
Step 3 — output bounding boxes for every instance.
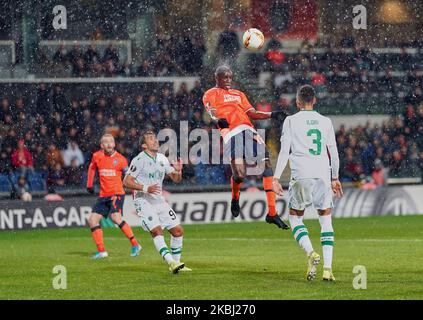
[242,28,265,51]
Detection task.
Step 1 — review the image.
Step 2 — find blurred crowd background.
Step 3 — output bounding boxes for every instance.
[1,0,423,200]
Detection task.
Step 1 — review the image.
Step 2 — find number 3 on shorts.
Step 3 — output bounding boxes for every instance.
[307,128,321,155]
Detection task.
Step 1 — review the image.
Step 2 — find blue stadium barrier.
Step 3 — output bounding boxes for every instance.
[27,172,47,192]
[0,174,12,193]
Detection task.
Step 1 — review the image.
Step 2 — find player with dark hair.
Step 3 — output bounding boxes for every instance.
[203,65,289,230]
[86,134,142,259]
[123,130,190,273]
[273,84,343,281]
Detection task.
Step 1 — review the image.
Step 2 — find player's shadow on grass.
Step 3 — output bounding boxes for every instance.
[67,251,92,257]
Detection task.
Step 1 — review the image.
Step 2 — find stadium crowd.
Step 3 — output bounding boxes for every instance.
[2,36,423,198]
[1,79,422,199]
[40,34,206,78]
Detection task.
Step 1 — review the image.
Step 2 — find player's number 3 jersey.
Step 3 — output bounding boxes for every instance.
[127,151,175,201]
[274,110,340,181]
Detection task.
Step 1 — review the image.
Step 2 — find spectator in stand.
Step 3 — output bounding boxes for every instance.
[11,139,34,175]
[145,95,160,118]
[62,141,85,167]
[389,150,408,178]
[52,44,69,64]
[119,60,133,77]
[217,29,240,62]
[0,98,11,122]
[137,60,153,76]
[84,44,101,66]
[46,143,64,169]
[103,44,119,68]
[36,83,52,119]
[265,39,285,71]
[311,70,327,93]
[47,162,66,193]
[14,175,32,201]
[67,44,84,67]
[372,159,388,186]
[0,150,12,174]
[65,158,84,186]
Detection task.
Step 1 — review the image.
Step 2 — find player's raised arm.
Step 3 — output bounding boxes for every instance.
[272,118,292,196]
[167,158,183,183]
[243,92,284,120]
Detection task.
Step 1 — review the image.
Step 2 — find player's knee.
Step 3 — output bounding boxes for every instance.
[88,214,99,227]
[150,227,163,237]
[170,225,183,237]
[110,213,122,225]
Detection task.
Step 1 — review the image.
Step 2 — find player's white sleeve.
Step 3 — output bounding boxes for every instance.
[326,122,340,180]
[274,118,292,179]
[127,157,143,178]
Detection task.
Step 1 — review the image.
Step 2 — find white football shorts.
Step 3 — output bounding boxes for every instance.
[288,178,334,210]
[133,197,180,232]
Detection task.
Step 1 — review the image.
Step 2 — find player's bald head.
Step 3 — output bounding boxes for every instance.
[215,65,233,89]
[215,65,232,77]
[100,133,116,155]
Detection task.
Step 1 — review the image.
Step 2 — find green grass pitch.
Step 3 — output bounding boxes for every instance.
[0,215,422,300]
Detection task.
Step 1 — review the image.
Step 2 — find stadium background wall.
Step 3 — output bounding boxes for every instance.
[1,186,423,231]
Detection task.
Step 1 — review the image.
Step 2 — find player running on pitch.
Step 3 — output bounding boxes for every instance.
[86,134,142,259]
[203,65,289,230]
[272,85,343,281]
[123,130,191,274]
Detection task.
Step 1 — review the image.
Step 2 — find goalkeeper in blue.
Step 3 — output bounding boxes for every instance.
[272,85,343,281]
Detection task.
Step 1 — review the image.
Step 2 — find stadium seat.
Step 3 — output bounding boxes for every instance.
[0,174,12,193]
[9,172,20,186]
[27,172,47,192]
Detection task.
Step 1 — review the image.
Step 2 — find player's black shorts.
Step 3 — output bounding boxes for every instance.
[224,129,269,162]
[92,195,125,217]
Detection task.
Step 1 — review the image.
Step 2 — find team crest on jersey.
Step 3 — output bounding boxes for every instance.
[113,159,118,166]
[223,94,241,103]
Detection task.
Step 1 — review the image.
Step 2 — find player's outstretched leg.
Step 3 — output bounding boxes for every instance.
[319,212,335,281]
[289,212,320,280]
[117,221,142,257]
[90,225,108,259]
[263,165,289,230]
[152,230,185,274]
[230,176,243,217]
[88,212,108,259]
[169,225,191,272]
